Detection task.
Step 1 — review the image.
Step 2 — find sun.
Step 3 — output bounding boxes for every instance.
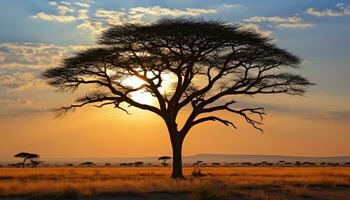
[122,76,154,105]
[122,74,174,105]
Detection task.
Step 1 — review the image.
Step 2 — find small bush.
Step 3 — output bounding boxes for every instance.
[192,168,206,177]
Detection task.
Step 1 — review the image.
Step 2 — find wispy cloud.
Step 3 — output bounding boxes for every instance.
[0,97,48,117]
[244,16,313,29]
[128,6,216,17]
[32,0,93,22]
[31,1,219,37]
[0,43,89,69]
[307,3,350,17]
[0,43,90,91]
[238,23,272,37]
[220,4,242,9]
[0,67,43,91]
[75,2,90,8]
[32,12,76,22]
[245,16,303,23]
[276,23,313,28]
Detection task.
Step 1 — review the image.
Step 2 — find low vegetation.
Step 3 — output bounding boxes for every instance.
[0,167,349,199]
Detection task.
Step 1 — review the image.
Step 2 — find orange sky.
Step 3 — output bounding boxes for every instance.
[1,97,349,161]
[1,0,350,161]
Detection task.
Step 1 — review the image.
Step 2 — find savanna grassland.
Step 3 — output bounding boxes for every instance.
[0,167,349,200]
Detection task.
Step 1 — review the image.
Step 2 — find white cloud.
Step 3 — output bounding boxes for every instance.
[32,2,218,38]
[276,23,313,28]
[245,16,303,23]
[78,9,89,20]
[0,43,89,69]
[307,3,350,17]
[77,20,103,36]
[57,5,74,15]
[95,9,129,25]
[220,4,242,9]
[77,6,217,37]
[60,1,71,6]
[129,6,216,17]
[32,12,76,22]
[244,16,313,29]
[0,43,91,91]
[239,23,272,37]
[75,2,90,8]
[307,8,343,17]
[48,1,57,7]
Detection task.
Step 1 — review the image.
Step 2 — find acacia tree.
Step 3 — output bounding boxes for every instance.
[159,156,171,167]
[43,19,312,179]
[14,152,40,168]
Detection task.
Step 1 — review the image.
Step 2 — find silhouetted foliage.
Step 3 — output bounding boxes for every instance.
[159,156,171,167]
[134,161,144,167]
[14,152,40,168]
[193,160,203,166]
[80,162,95,167]
[30,159,44,168]
[42,18,313,179]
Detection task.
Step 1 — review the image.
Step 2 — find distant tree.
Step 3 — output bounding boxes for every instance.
[120,163,128,166]
[159,156,171,167]
[134,161,144,167]
[80,162,95,167]
[30,159,43,168]
[14,152,40,168]
[212,162,221,166]
[194,160,203,166]
[66,163,74,167]
[43,19,312,179]
[241,162,252,166]
[105,163,112,166]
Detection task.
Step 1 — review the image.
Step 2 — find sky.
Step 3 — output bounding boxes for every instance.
[0,0,350,161]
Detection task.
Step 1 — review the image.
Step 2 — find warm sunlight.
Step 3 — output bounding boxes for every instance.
[122,73,175,105]
[1,1,350,199]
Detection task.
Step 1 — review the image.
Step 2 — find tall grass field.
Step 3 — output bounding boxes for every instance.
[0,167,349,199]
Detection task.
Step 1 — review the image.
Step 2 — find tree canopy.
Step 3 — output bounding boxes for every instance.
[43,18,312,178]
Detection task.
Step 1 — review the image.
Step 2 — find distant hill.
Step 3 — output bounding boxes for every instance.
[2,154,350,165]
[183,154,350,163]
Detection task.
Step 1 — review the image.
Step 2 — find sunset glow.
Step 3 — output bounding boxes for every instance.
[0,0,349,162]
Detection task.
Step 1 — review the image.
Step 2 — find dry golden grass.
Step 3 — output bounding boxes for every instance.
[0,167,349,199]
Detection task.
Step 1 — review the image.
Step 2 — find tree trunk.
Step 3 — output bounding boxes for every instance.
[171,135,184,179]
[22,158,26,168]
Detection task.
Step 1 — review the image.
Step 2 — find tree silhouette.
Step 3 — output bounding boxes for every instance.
[80,162,95,167]
[30,159,43,168]
[14,152,40,168]
[158,156,171,167]
[43,19,312,179]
